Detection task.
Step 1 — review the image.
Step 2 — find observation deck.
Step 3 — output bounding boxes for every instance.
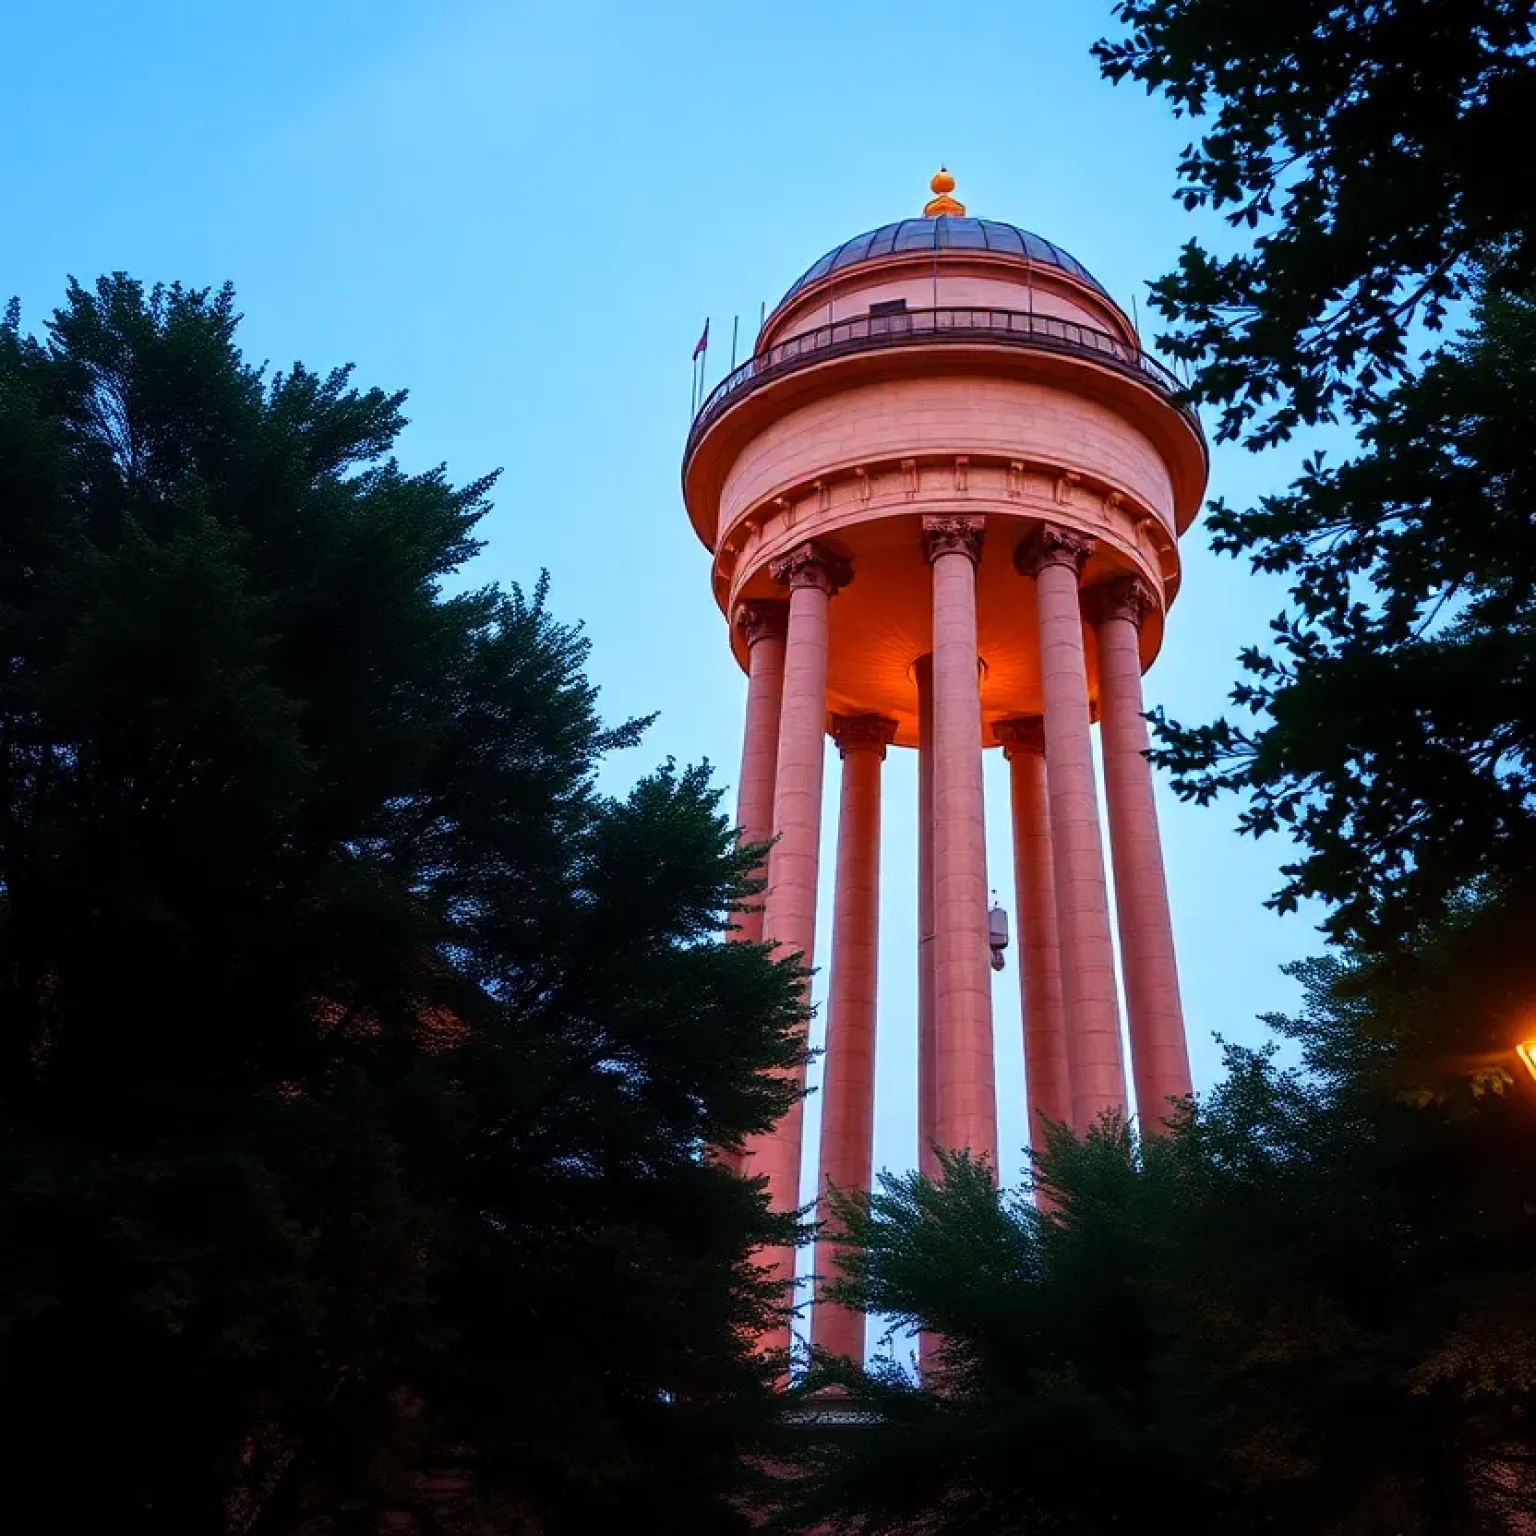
[685,304,1201,466]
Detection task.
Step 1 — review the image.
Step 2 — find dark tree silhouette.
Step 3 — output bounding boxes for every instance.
[0,276,805,1534]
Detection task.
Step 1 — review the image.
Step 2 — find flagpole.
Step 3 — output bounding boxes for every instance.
[689,318,711,415]
[730,315,739,372]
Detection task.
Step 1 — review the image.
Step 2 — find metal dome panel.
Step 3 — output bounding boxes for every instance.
[779,217,1109,306]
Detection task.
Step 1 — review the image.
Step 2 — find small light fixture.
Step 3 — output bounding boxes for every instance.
[1516,1041,1536,1085]
[988,895,1010,973]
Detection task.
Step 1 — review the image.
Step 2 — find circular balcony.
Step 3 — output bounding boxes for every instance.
[684,306,1204,466]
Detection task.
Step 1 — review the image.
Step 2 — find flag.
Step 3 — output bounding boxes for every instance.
[692,318,709,359]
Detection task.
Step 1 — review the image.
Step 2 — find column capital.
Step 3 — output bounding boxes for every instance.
[921,515,985,567]
[1082,574,1161,631]
[993,715,1046,759]
[734,598,789,648]
[769,540,852,595]
[831,712,898,760]
[1015,522,1096,580]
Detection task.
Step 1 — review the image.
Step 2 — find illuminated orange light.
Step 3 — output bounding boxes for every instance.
[1516,1041,1536,1085]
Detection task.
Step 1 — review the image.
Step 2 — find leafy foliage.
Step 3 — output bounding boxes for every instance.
[1095,0,1536,447]
[0,276,805,1533]
[1150,276,1536,944]
[780,911,1536,1534]
[1095,3,1536,948]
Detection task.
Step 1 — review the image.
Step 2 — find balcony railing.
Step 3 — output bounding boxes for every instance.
[685,306,1201,460]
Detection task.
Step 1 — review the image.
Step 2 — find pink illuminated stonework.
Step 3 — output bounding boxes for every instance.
[812,711,897,1364]
[682,172,1208,1360]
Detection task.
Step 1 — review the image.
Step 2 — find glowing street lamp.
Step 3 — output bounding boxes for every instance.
[1516,1040,1536,1087]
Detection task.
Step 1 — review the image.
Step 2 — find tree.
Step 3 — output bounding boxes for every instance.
[1091,3,1536,950]
[0,276,805,1533]
[1094,0,1536,449]
[780,912,1536,1534]
[1150,274,1536,946]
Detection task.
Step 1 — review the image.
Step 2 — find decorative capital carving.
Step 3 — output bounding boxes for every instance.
[1083,575,1161,631]
[1015,523,1096,580]
[992,716,1046,758]
[768,540,852,595]
[734,599,789,648]
[921,515,985,567]
[831,713,899,759]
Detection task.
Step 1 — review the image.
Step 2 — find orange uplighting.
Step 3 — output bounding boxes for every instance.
[1516,1040,1536,1086]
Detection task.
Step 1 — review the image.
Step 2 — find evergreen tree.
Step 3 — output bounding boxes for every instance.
[0,276,804,1533]
[781,913,1536,1533]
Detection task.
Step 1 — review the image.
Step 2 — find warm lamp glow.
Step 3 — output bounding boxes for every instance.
[1516,1040,1536,1085]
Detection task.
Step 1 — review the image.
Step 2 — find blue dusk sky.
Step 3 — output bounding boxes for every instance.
[4,4,1327,1212]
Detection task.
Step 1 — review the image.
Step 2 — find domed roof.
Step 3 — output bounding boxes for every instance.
[779,217,1110,307]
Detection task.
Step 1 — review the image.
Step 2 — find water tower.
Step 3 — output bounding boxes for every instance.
[681,172,1207,1361]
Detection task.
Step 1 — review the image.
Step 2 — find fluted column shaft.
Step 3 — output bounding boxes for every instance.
[812,714,896,1363]
[743,541,849,1360]
[924,516,997,1166]
[915,654,938,1180]
[995,718,1072,1139]
[1019,526,1127,1131]
[731,601,788,947]
[1090,578,1192,1125]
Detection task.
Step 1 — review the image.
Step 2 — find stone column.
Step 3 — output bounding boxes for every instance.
[915,654,938,1180]
[1017,525,1127,1132]
[731,600,789,947]
[812,712,897,1363]
[1088,576,1192,1125]
[743,539,849,1359]
[993,717,1072,1139]
[922,515,997,1167]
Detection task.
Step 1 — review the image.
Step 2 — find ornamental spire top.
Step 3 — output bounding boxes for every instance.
[923,166,966,217]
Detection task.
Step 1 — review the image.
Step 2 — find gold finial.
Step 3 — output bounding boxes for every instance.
[923,166,966,217]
